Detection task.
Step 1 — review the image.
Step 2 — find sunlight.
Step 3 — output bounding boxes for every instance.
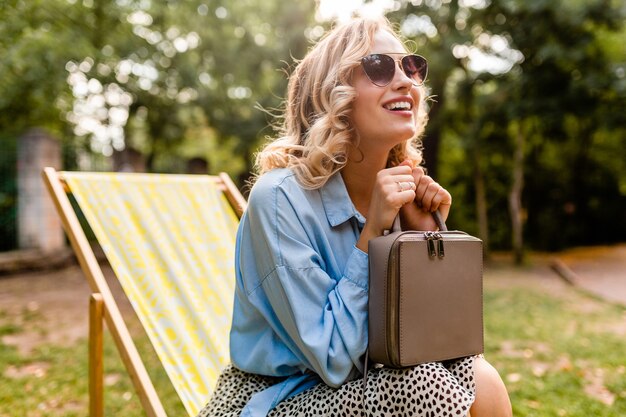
[316,1,524,76]
[317,0,395,22]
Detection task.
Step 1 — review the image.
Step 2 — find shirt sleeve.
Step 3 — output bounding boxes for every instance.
[242,176,369,388]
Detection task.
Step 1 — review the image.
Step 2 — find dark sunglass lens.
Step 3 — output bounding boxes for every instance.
[402,55,428,84]
[362,54,395,86]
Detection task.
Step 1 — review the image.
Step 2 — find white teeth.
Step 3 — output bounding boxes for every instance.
[384,101,412,111]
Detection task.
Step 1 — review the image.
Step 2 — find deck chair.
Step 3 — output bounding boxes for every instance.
[42,168,247,417]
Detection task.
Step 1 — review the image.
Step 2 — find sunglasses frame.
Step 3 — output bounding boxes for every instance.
[360,53,428,87]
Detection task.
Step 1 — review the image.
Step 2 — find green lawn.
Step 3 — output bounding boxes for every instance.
[0,306,185,416]
[1,262,625,416]
[483,265,626,416]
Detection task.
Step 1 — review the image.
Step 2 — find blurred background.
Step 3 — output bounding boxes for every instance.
[1,0,625,259]
[1,2,626,416]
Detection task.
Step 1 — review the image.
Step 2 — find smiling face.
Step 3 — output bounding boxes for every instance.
[351,29,422,157]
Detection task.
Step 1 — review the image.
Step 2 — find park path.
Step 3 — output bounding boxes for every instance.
[553,244,626,306]
[0,244,624,356]
[0,262,133,355]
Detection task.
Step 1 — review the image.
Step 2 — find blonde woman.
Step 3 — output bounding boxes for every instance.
[198,16,511,417]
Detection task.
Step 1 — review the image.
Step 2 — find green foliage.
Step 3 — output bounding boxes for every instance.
[0,0,316,173]
[483,0,626,249]
[0,0,95,137]
[389,0,626,250]
[0,0,624,251]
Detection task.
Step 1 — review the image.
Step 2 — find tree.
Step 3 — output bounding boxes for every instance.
[388,0,626,258]
[481,0,626,257]
[0,0,107,138]
[0,0,318,177]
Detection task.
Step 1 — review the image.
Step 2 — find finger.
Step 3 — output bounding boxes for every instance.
[383,165,413,176]
[387,175,417,192]
[415,176,434,205]
[430,188,452,210]
[398,159,415,169]
[411,166,427,182]
[380,177,417,204]
[385,178,416,200]
[420,183,441,212]
[376,167,412,192]
[390,174,417,184]
[418,181,443,211]
[394,181,416,192]
[397,190,417,207]
[424,184,453,212]
[429,190,445,212]
[384,188,416,210]
[437,198,452,221]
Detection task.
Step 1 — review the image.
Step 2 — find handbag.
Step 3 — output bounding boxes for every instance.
[367,211,484,367]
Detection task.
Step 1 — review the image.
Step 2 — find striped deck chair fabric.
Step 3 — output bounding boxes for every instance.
[64,172,239,415]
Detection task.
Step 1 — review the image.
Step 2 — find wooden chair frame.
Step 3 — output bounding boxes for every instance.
[42,167,246,417]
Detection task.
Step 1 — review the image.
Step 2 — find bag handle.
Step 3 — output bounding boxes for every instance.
[390,209,448,232]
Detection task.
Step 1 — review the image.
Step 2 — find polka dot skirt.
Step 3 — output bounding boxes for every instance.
[198,357,476,417]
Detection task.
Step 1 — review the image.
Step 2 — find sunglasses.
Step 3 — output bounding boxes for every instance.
[360,53,428,87]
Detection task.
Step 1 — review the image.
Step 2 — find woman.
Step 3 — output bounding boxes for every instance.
[198,16,512,417]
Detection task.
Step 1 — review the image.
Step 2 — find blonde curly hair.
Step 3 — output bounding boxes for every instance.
[255,16,428,189]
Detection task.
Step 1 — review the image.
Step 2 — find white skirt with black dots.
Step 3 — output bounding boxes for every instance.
[197,357,476,417]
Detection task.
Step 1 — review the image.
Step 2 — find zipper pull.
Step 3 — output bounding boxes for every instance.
[434,232,444,258]
[425,232,436,258]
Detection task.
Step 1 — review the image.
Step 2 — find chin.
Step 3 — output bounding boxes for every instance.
[393,127,417,142]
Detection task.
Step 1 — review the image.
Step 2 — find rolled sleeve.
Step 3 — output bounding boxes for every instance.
[341,246,369,290]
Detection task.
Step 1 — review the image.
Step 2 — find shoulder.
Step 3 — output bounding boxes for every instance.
[244,168,321,243]
[248,168,304,206]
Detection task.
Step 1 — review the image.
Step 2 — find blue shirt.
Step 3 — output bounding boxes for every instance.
[229,168,370,417]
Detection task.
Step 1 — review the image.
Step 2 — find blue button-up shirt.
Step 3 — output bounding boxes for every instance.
[229,168,370,417]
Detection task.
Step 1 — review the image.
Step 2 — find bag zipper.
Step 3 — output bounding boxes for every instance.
[424,231,437,257]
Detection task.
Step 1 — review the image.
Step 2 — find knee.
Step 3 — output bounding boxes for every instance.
[471,357,512,417]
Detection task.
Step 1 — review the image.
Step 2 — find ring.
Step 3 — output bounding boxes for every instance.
[397,181,414,192]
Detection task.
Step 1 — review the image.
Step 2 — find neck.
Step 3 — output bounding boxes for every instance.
[341,146,389,218]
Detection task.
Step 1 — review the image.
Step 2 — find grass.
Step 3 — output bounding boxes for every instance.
[0,313,185,416]
[1,263,626,416]
[483,266,626,416]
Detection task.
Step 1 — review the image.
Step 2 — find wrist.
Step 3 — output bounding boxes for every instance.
[357,222,385,253]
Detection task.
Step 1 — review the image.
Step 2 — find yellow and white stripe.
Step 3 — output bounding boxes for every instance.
[65,172,238,416]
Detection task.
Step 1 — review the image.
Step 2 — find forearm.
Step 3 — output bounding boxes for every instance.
[264,249,369,387]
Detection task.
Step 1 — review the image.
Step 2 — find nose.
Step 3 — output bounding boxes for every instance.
[393,60,413,90]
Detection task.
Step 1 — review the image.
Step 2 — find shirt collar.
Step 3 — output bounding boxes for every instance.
[320,172,366,227]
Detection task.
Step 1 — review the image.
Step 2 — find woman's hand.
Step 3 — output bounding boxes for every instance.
[356,165,417,252]
[399,164,452,231]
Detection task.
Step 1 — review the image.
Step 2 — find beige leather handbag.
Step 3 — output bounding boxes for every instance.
[367,212,484,367]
